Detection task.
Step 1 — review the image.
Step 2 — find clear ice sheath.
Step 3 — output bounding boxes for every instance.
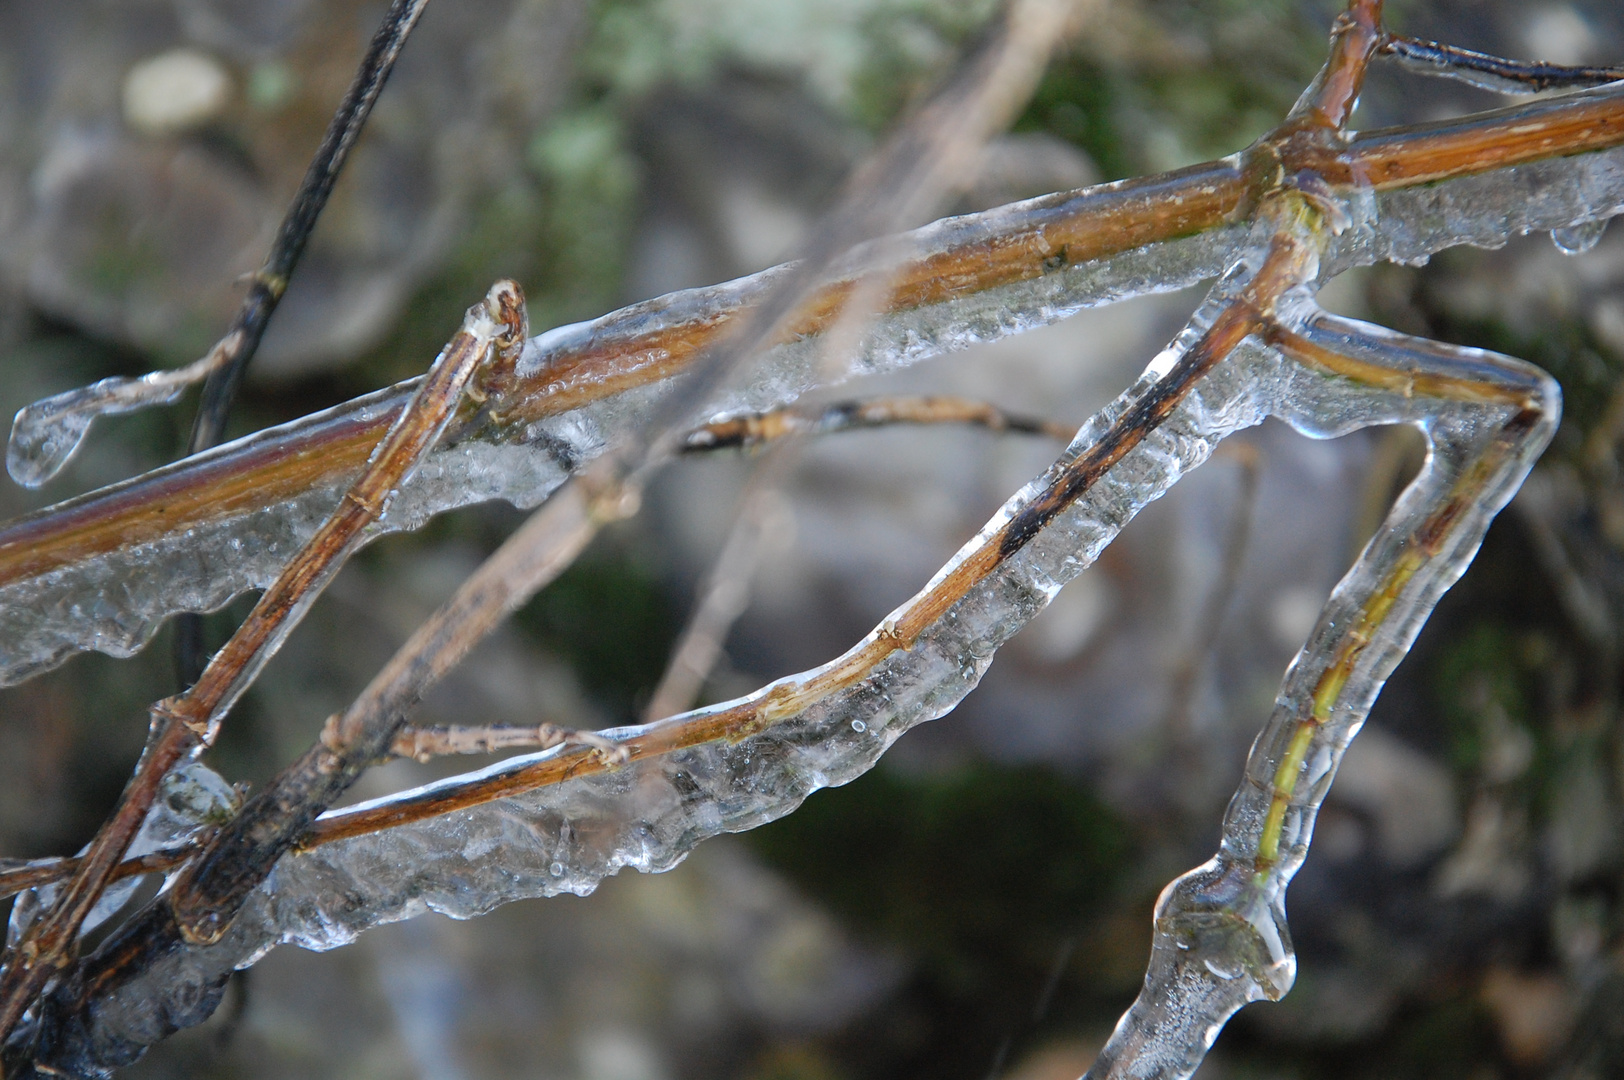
[29,251,1277,1075]
[4,85,1624,685]
[1084,313,1558,1080]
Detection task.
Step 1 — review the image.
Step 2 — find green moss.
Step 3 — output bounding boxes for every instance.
[1380,995,1498,1080]
[350,105,640,392]
[1431,623,1530,777]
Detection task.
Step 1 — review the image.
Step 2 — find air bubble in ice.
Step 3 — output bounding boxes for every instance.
[850,720,866,732]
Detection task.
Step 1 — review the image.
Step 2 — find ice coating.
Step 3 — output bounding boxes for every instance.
[0,83,1615,1077]
[1084,314,1557,1079]
[4,108,1624,688]
[6,763,238,949]
[27,253,1280,1075]
[4,75,1624,685]
[7,365,211,489]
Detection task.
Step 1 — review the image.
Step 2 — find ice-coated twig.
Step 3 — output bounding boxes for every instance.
[681,395,1075,453]
[0,849,192,906]
[4,3,1624,1075]
[29,181,1549,1079]
[1083,313,1557,1080]
[6,340,239,490]
[2,5,1090,1069]
[650,396,1071,721]
[1379,34,1624,96]
[20,213,1301,1076]
[3,78,1624,687]
[387,723,627,765]
[8,201,1558,1080]
[0,763,236,910]
[153,0,1084,951]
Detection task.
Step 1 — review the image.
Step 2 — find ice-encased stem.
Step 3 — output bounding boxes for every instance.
[5,80,1620,1080]
[25,201,1558,1080]
[0,181,1244,688]
[1084,313,1558,1079]
[5,79,1624,686]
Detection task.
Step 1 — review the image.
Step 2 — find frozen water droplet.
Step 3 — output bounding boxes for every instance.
[7,368,202,487]
[1551,218,1609,255]
[549,861,564,877]
[850,720,866,733]
[9,399,98,488]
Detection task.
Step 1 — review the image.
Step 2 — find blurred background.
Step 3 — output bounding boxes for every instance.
[1,0,1624,1077]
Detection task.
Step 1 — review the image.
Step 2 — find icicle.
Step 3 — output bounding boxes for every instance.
[6,340,234,489]
[1551,217,1610,254]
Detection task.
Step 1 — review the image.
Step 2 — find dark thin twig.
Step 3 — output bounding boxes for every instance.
[1381,34,1624,95]
[186,0,434,456]
[175,0,434,686]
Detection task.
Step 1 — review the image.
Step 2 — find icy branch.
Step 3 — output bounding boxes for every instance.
[4,80,1624,686]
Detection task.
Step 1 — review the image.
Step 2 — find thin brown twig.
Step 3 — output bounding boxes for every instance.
[389,724,628,764]
[648,395,1074,721]
[0,848,196,906]
[295,222,1317,851]
[682,395,1075,453]
[1163,441,1262,742]
[643,448,797,722]
[7,79,1624,598]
